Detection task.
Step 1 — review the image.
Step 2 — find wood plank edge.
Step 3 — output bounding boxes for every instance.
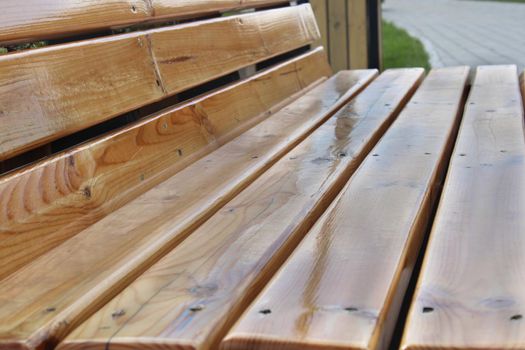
[152,1,291,22]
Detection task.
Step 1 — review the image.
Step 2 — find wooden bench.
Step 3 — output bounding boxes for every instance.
[0,2,524,350]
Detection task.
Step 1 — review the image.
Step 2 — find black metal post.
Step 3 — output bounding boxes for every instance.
[367,0,383,69]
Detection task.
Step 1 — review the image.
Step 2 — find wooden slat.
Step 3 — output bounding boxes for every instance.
[149,4,319,94]
[0,4,319,161]
[153,1,289,19]
[59,68,421,350]
[309,0,328,49]
[311,0,372,70]
[0,34,161,160]
[327,0,347,72]
[0,69,377,350]
[223,66,470,350]
[0,0,149,44]
[0,0,288,45]
[401,66,525,350]
[0,49,331,281]
[348,0,368,69]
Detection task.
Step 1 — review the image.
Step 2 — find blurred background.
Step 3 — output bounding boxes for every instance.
[310,0,524,72]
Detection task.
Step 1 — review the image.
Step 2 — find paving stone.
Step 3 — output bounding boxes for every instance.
[383,0,525,72]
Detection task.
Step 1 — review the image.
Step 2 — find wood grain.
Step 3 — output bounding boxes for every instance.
[401,66,525,350]
[309,0,328,49]
[327,0,347,72]
[150,4,320,95]
[0,0,288,45]
[0,34,161,160]
[0,69,377,350]
[0,4,319,161]
[0,48,331,281]
[0,0,149,44]
[348,0,368,69]
[58,68,419,350]
[311,0,372,70]
[153,1,289,19]
[222,66,470,350]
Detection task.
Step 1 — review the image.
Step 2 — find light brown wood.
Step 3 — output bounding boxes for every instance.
[153,1,289,19]
[0,0,288,45]
[0,34,161,160]
[312,0,372,70]
[222,66,470,350]
[309,0,328,49]
[327,0,347,72]
[401,66,525,350]
[149,4,320,95]
[0,49,332,281]
[0,69,377,350]
[0,0,149,44]
[348,0,369,69]
[0,4,319,161]
[58,68,420,350]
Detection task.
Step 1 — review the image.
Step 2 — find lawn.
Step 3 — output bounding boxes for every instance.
[382,20,431,71]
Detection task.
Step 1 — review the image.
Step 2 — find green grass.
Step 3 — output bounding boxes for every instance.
[382,20,431,71]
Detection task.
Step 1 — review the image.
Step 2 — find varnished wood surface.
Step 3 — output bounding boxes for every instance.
[0,70,377,350]
[153,1,289,19]
[223,67,470,350]
[0,0,149,44]
[58,68,420,350]
[0,34,160,160]
[0,49,331,281]
[401,66,525,349]
[0,0,288,45]
[149,4,319,95]
[0,4,319,161]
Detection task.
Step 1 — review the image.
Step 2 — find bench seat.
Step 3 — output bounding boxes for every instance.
[0,66,377,350]
[1,2,525,350]
[222,66,469,350]
[58,67,423,350]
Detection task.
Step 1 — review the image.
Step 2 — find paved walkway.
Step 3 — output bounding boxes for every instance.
[383,0,525,72]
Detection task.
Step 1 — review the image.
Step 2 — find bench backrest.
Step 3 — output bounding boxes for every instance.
[0,0,289,44]
[0,1,330,280]
[0,3,319,161]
